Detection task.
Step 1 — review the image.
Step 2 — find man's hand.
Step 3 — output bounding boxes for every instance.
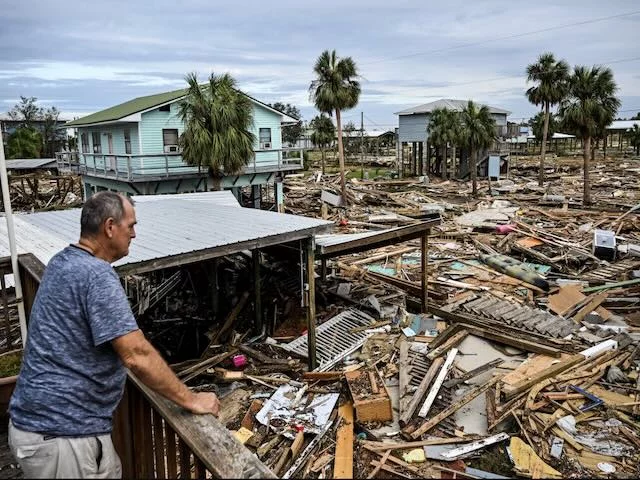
[187,392,220,416]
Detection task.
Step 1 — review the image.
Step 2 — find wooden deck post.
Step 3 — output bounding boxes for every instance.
[421,232,429,312]
[253,249,262,334]
[304,238,317,370]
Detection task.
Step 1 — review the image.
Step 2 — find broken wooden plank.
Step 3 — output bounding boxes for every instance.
[418,348,458,418]
[334,403,354,479]
[503,354,586,399]
[509,437,561,479]
[398,339,411,420]
[426,331,468,360]
[399,357,444,427]
[410,375,502,439]
[569,292,608,322]
[367,449,391,479]
[213,291,250,343]
[440,433,510,460]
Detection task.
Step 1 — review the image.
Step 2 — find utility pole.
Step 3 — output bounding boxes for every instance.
[0,130,28,346]
[360,112,364,179]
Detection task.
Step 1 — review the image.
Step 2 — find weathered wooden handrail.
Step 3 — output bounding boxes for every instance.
[13,253,275,478]
[114,372,276,479]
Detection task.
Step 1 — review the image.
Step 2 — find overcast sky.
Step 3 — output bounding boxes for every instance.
[1,0,639,130]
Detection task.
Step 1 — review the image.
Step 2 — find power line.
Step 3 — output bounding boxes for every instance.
[362,10,640,66]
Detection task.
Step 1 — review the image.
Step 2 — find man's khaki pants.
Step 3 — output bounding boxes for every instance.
[8,420,122,479]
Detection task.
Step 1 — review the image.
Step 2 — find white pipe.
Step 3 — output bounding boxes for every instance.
[0,130,28,346]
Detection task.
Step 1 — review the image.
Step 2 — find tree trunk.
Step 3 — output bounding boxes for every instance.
[442,144,448,178]
[583,136,591,206]
[451,145,456,179]
[335,109,347,200]
[321,147,325,175]
[471,147,478,195]
[539,103,550,186]
[603,134,607,160]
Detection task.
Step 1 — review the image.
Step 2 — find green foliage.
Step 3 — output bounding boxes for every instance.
[8,96,42,126]
[526,53,570,109]
[310,114,335,149]
[0,351,22,378]
[309,49,361,196]
[460,101,496,195]
[559,66,620,140]
[428,108,461,149]
[271,102,303,147]
[531,111,558,141]
[6,127,42,159]
[178,72,256,176]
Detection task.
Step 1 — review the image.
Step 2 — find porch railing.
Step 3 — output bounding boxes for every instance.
[56,148,304,181]
[13,253,275,478]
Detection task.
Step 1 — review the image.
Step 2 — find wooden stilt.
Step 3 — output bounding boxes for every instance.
[253,249,262,334]
[305,238,317,370]
[421,232,429,312]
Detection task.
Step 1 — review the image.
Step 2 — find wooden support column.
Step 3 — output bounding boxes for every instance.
[304,238,317,370]
[421,232,429,312]
[208,258,219,318]
[320,258,328,282]
[418,141,424,176]
[412,142,417,176]
[253,249,262,334]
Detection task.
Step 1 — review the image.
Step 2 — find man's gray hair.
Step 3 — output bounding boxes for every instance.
[80,192,135,238]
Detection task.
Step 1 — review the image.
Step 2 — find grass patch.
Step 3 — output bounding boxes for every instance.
[0,350,22,377]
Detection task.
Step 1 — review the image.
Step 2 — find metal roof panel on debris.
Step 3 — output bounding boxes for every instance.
[0,196,332,275]
[6,158,58,170]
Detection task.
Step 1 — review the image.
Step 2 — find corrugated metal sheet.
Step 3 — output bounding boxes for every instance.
[395,99,511,116]
[131,191,240,208]
[0,196,332,271]
[315,227,405,249]
[6,158,57,170]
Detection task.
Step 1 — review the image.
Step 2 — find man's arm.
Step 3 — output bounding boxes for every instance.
[112,329,219,415]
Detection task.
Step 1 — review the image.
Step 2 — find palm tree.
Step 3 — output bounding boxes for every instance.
[460,101,496,195]
[559,66,620,206]
[310,114,336,174]
[309,50,361,199]
[629,124,640,156]
[427,108,450,178]
[428,108,462,179]
[178,72,255,177]
[526,53,570,186]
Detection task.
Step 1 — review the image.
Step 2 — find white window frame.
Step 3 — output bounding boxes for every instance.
[259,128,272,150]
[124,129,132,155]
[91,132,102,154]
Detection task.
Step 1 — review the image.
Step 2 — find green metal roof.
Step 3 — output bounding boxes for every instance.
[66,88,188,126]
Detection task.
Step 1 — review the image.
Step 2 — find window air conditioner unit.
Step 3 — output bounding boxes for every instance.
[261,142,271,149]
[164,145,179,153]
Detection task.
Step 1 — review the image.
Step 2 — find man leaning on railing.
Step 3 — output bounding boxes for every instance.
[8,191,220,478]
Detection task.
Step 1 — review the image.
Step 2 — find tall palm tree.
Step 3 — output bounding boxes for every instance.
[526,53,570,186]
[310,114,336,174]
[178,72,255,177]
[460,101,496,195]
[309,50,361,199]
[559,66,620,206]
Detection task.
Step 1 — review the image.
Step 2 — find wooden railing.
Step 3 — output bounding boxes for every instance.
[13,253,275,478]
[56,148,304,181]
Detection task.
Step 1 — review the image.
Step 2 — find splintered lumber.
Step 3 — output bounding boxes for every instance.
[178,349,236,383]
[363,445,421,475]
[364,436,482,451]
[410,375,502,439]
[367,449,391,479]
[418,348,458,418]
[501,353,576,390]
[569,292,608,322]
[509,437,561,479]
[238,344,298,366]
[445,358,504,388]
[334,403,354,479]
[503,354,584,400]
[274,431,304,476]
[213,291,250,342]
[426,331,467,360]
[282,418,335,479]
[302,371,343,381]
[440,433,510,460]
[398,340,411,419]
[368,461,413,479]
[399,357,444,426]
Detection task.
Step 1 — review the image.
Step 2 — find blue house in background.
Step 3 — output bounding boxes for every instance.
[57,87,302,208]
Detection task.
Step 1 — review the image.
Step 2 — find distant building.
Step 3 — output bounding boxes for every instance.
[57,87,302,208]
[394,99,511,178]
[0,113,71,152]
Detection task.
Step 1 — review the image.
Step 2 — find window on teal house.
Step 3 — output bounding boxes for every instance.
[124,129,132,154]
[91,132,102,154]
[163,129,179,153]
[259,128,272,149]
[81,133,89,153]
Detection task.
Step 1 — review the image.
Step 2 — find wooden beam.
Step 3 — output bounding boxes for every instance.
[418,348,458,418]
[399,356,444,427]
[426,330,467,360]
[409,375,502,439]
[334,403,354,479]
[421,232,429,312]
[305,238,317,370]
[253,249,262,334]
